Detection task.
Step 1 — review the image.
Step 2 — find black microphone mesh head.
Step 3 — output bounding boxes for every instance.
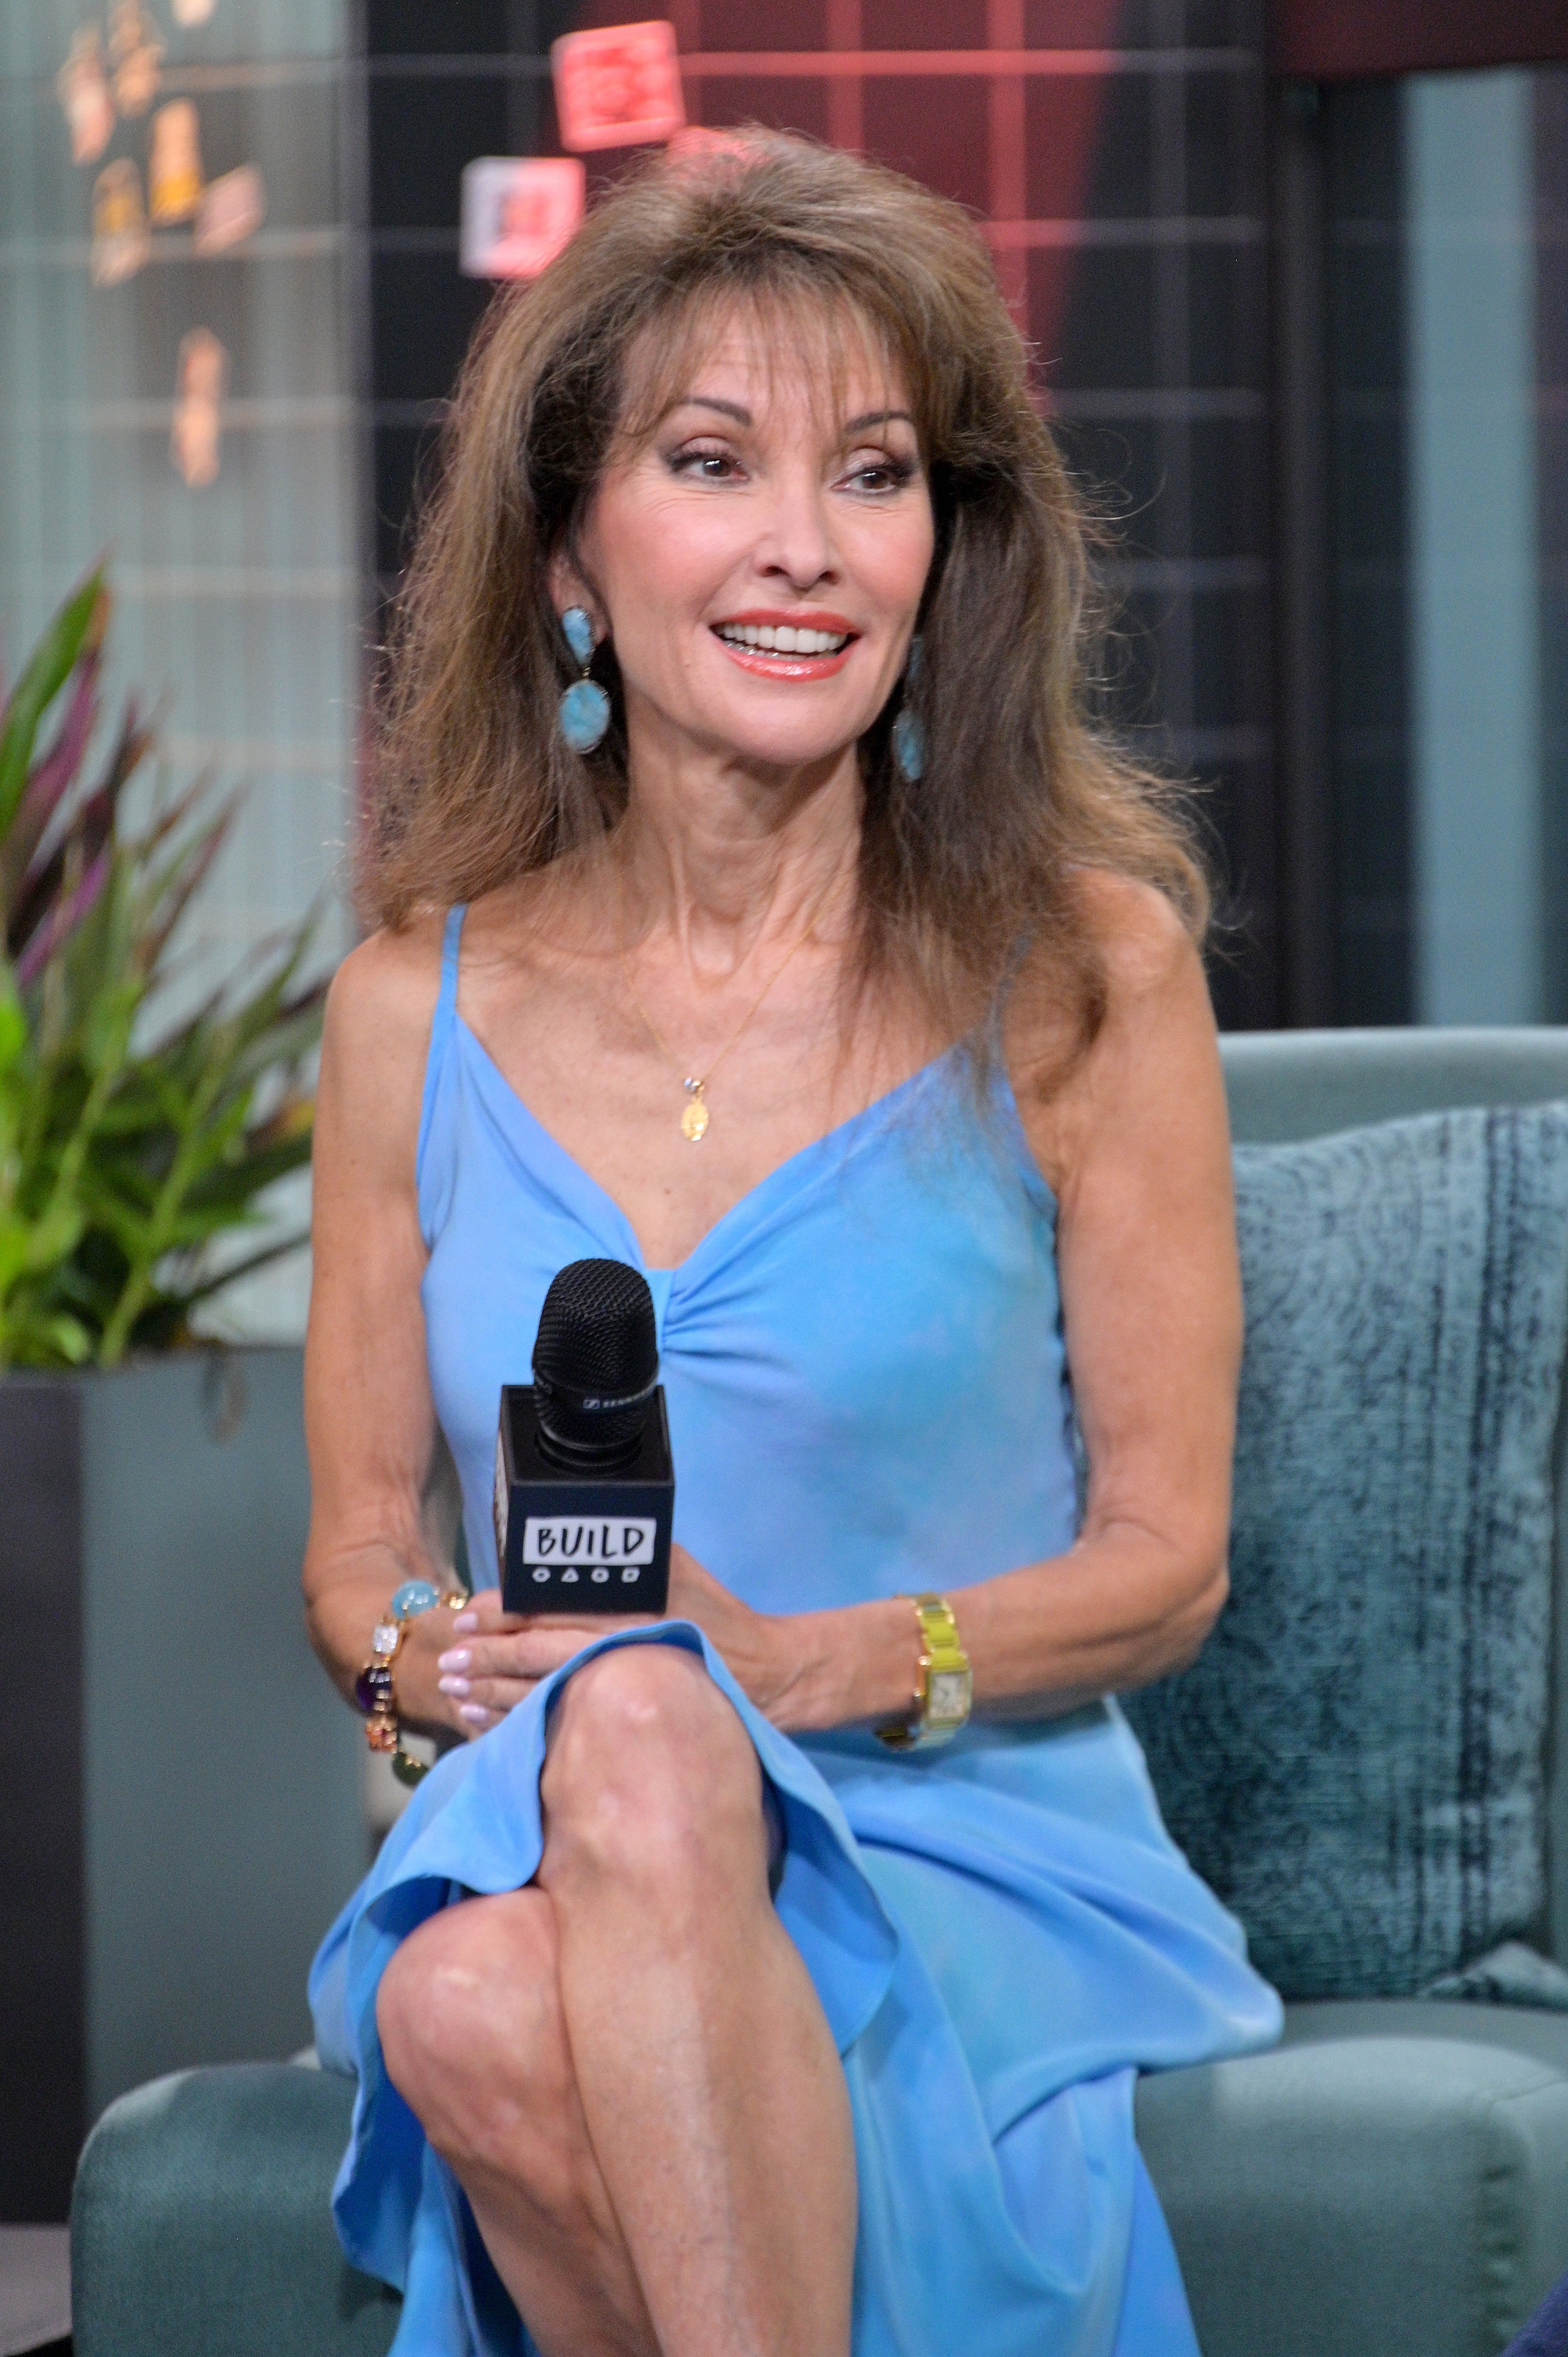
[532,1259,658,1461]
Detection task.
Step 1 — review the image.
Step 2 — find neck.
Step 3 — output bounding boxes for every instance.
[613,708,862,987]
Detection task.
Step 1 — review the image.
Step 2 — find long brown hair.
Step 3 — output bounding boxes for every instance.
[364,132,1206,1068]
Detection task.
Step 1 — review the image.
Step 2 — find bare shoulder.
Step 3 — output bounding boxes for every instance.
[325,905,443,1027]
[1009,871,1220,1200]
[1008,871,1209,1083]
[317,917,447,1181]
[1075,868,1203,1014]
[325,916,445,1054]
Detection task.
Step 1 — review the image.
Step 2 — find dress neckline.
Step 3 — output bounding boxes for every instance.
[452,1010,960,1282]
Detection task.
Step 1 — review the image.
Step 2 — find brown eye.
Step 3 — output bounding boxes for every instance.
[843,454,917,494]
[668,443,741,482]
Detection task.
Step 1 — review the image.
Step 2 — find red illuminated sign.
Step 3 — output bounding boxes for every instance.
[551,20,685,153]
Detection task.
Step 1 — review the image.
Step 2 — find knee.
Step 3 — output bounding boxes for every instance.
[542,1646,764,1886]
[376,1894,572,2168]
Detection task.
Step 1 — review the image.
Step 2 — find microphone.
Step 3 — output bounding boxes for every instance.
[493,1259,675,1614]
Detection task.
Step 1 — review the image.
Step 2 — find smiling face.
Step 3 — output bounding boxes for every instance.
[561,302,936,777]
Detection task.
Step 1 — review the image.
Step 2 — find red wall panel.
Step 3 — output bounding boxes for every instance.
[1273,0,1568,81]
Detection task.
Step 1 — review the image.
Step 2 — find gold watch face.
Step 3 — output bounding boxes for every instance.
[926,1667,972,1723]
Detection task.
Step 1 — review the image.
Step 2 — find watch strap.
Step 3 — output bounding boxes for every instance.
[876,1592,973,1750]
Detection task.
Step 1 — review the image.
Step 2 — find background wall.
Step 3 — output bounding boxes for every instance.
[7,4,1568,1354]
[0,0,360,1340]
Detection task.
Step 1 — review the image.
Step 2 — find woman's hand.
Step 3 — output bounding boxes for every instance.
[664,1545,801,1716]
[427,1590,633,1735]
[425,1547,835,1737]
[427,1546,794,1736]
[668,1553,923,1732]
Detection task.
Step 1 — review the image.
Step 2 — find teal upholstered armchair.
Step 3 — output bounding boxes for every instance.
[72,1030,1568,2357]
[1134,1029,1568,2357]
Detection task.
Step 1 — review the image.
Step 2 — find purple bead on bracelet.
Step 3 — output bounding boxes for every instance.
[355,1583,468,1777]
[355,1662,394,1715]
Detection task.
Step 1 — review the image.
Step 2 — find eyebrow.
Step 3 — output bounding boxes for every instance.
[671,396,752,424]
[663,396,917,437]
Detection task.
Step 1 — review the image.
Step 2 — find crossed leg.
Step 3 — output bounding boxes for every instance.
[376,1645,857,2357]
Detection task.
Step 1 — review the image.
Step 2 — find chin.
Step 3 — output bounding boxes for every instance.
[716,729,861,774]
[696,695,869,774]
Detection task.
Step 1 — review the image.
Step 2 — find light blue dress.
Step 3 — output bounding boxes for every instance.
[310,904,1281,2357]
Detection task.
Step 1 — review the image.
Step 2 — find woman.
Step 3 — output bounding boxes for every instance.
[305,134,1280,2357]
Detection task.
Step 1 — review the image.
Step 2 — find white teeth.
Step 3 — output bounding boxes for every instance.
[716,622,849,656]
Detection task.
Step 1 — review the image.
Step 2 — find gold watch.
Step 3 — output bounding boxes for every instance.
[876,1594,973,1750]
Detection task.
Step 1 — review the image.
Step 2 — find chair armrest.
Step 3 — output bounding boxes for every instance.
[1137,2002,1568,2357]
[72,2063,399,2357]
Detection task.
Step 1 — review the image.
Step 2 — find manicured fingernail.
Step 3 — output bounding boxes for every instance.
[438,1649,470,1671]
[438,1674,470,1698]
[452,1612,478,1633]
[459,1703,489,1725]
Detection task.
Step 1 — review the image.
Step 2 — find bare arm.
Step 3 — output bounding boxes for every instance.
[301,921,473,1737]
[447,876,1240,1735]
[949,877,1239,1715]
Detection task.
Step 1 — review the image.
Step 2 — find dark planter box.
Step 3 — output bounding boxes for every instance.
[0,1349,365,2222]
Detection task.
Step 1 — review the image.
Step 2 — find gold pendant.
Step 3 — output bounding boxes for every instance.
[680,1082,709,1143]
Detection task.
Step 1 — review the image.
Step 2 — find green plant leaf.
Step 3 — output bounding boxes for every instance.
[0,569,108,844]
[0,966,24,1070]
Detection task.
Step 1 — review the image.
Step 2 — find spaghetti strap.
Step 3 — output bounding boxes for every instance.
[438,902,465,1014]
[416,906,466,1203]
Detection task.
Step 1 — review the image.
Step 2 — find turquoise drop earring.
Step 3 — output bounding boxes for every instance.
[558,606,610,754]
[892,635,925,783]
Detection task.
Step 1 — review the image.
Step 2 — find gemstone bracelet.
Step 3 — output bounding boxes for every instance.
[356,1579,467,1787]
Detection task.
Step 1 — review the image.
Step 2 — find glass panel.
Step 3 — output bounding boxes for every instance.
[1326,65,1568,1024]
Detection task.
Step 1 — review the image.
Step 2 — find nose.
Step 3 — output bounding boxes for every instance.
[750,465,838,593]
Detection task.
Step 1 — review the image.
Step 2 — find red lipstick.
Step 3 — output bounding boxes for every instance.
[713,609,858,632]
[709,608,860,680]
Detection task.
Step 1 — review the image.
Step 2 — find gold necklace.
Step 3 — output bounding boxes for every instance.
[621,879,838,1143]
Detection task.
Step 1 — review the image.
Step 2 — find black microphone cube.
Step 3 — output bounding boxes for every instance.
[494,1384,675,1615]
